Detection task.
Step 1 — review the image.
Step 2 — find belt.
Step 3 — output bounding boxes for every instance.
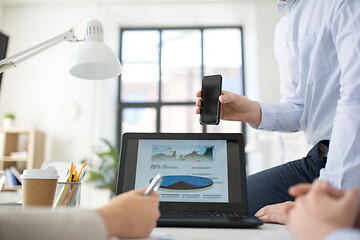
[318,140,330,163]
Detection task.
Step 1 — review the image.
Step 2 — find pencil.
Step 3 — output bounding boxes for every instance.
[77,162,86,182]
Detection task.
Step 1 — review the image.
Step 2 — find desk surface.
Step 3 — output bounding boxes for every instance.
[153,224,292,240]
[1,191,292,240]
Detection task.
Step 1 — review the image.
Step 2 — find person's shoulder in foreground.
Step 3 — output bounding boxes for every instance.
[0,189,160,240]
[0,208,107,240]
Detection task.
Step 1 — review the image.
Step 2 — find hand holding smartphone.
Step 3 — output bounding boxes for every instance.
[200,74,222,125]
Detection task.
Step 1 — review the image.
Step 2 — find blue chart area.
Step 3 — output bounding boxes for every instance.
[154,175,213,190]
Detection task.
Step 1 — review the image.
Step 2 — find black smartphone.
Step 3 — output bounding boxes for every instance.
[200,74,222,125]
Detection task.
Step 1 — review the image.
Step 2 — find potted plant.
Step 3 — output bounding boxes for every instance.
[82,138,120,194]
[3,113,15,129]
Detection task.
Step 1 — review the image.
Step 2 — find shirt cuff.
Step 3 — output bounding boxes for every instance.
[324,228,360,240]
[250,102,277,130]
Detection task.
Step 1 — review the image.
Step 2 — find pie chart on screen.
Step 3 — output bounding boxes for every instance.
[150,175,213,190]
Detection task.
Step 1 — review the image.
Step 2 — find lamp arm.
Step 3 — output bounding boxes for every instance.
[0,28,77,73]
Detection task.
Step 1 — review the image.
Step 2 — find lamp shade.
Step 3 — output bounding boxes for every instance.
[69,41,121,80]
[69,19,121,80]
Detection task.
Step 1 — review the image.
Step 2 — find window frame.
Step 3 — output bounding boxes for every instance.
[116,26,246,149]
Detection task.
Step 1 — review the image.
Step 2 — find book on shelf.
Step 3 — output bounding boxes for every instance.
[4,169,13,188]
[10,151,28,158]
[0,174,5,191]
[4,168,22,188]
[10,167,22,184]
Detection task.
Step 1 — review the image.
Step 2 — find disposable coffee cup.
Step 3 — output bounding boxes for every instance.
[21,167,60,209]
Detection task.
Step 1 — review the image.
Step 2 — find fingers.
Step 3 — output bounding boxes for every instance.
[134,188,146,195]
[196,90,201,98]
[340,189,360,212]
[255,205,277,223]
[289,180,344,199]
[254,202,294,224]
[219,95,226,103]
[283,201,296,215]
[219,91,234,104]
[254,206,268,218]
[255,207,284,224]
[151,192,161,198]
[133,188,161,200]
[324,185,344,198]
[289,183,312,197]
[312,180,344,198]
[195,96,202,115]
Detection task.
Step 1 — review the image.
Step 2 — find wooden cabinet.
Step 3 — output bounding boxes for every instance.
[0,128,45,190]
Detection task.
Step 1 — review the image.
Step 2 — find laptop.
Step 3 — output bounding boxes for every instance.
[116,133,263,228]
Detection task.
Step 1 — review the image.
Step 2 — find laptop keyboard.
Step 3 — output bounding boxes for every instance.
[161,211,248,218]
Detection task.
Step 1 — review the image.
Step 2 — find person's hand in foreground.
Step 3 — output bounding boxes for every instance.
[195,90,262,126]
[288,180,360,240]
[254,201,294,224]
[254,180,360,226]
[95,188,160,239]
[289,181,360,229]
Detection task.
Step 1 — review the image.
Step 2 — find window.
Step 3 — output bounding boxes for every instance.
[117,27,245,145]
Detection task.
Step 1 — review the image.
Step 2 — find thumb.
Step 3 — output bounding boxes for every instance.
[219,91,238,104]
[134,188,146,195]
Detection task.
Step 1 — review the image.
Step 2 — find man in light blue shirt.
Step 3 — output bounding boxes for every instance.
[194,0,360,229]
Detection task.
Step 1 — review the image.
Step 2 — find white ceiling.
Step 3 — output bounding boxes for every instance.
[0,0,272,6]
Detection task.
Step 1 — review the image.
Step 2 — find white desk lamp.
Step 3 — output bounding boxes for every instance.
[0,18,122,80]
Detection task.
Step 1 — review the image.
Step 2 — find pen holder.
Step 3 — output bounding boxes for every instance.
[53,182,81,208]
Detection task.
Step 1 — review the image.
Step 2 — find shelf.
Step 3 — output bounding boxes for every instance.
[0,128,45,170]
[0,128,45,192]
[0,128,35,134]
[1,185,22,191]
[1,156,28,162]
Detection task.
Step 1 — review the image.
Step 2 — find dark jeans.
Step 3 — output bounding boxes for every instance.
[247,140,329,215]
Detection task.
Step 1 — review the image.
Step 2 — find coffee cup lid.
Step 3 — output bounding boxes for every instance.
[20,166,60,179]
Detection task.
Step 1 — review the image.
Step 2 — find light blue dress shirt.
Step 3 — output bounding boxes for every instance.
[256,0,360,190]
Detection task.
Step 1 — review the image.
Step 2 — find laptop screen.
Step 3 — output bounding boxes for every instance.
[117,133,248,212]
[134,139,229,203]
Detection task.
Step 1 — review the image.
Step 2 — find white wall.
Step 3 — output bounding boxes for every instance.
[0,5,102,163]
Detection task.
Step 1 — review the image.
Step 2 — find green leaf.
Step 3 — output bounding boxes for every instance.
[82,139,120,194]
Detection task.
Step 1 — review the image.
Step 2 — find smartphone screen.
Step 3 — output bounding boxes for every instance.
[200,74,222,125]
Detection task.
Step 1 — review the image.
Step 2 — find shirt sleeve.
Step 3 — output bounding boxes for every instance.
[324,229,360,240]
[319,0,360,190]
[256,101,303,132]
[0,208,107,240]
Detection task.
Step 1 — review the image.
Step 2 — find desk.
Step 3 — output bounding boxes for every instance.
[0,190,21,204]
[152,224,292,240]
[1,191,292,240]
